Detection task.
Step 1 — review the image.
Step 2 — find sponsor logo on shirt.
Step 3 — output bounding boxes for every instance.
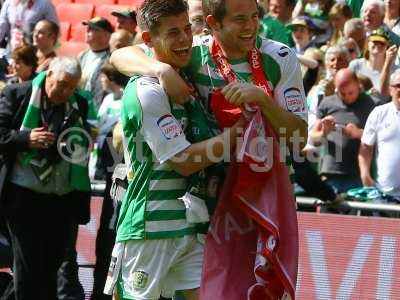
[284,87,304,113]
[157,114,183,140]
[277,46,289,58]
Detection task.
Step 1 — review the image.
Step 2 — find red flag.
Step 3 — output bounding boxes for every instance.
[200,110,299,300]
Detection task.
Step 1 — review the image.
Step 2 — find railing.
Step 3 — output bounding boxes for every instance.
[90,182,400,214]
[296,196,400,213]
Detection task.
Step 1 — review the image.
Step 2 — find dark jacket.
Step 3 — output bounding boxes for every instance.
[0,80,91,224]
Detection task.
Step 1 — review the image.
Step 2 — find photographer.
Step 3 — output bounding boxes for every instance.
[0,57,92,300]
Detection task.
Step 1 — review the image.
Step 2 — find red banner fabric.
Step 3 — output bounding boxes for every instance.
[200,111,299,300]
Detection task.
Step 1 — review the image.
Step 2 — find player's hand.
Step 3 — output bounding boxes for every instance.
[156,63,193,104]
[29,127,55,149]
[222,82,267,105]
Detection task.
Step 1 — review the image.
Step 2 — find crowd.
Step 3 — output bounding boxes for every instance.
[0,0,398,299]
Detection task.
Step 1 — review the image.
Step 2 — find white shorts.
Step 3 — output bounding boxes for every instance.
[104,235,204,300]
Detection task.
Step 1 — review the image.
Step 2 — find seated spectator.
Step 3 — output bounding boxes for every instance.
[359,69,400,199]
[310,68,377,194]
[344,18,366,52]
[109,29,133,53]
[32,19,58,72]
[8,44,37,83]
[328,3,353,46]
[79,17,113,110]
[0,0,58,54]
[287,16,318,54]
[349,28,398,101]
[111,9,137,36]
[362,0,400,46]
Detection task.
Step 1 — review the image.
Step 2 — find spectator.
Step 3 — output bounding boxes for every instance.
[0,0,58,54]
[0,56,91,300]
[344,18,367,52]
[292,0,334,46]
[79,17,113,109]
[111,9,137,35]
[8,44,37,83]
[32,19,58,72]
[268,0,294,24]
[307,45,351,131]
[91,63,129,300]
[301,47,323,95]
[109,29,133,53]
[339,37,361,60]
[361,0,400,46]
[287,16,317,54]
[188,0,206,36]
[259,7,293,46]
[380,43,399,97]
[349,28,399,100]
[359,68,400,198]
[310,68,377,194]
[328,3,353,46]
[97,63,128,128]
[384,0,400,36]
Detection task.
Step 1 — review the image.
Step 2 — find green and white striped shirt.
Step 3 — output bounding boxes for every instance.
[117,76,196,241]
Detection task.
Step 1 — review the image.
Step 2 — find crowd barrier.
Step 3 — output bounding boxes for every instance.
[76,195,400,299]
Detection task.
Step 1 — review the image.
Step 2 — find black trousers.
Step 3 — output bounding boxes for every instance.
[91,176,115,300]
[4,183,81,300]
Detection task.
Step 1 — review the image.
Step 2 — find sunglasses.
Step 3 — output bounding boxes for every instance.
[390,83,400,89]
[348,48,356,53]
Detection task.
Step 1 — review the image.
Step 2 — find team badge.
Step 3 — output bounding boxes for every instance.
[131,270,149,289]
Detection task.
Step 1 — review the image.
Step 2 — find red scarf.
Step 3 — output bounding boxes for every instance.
[201,38,299,300]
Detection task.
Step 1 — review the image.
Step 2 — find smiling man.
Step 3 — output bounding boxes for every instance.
[111,0,307,151]
[103,1,242,300]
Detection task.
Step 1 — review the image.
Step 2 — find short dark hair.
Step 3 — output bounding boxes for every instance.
[137,0,189,33]
[101,62,130,87]
[202,0,257,23]
[35,19,60,38]
[12,45,38,71]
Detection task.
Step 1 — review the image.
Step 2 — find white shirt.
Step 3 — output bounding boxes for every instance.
[361,102,400,196]
[136,77,191,164]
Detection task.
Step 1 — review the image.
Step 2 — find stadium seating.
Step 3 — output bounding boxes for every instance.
[75,0,115,4]
[51,0,72,5]
[56,3,95,24]
[95,4,130,27]
[59,22,71,42]
[57,41,87,56]
[116,0,143,7]
[69,23,87,43]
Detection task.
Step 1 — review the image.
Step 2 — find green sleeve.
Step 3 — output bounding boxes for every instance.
[345,0,363,18]
[259,16,294,47]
